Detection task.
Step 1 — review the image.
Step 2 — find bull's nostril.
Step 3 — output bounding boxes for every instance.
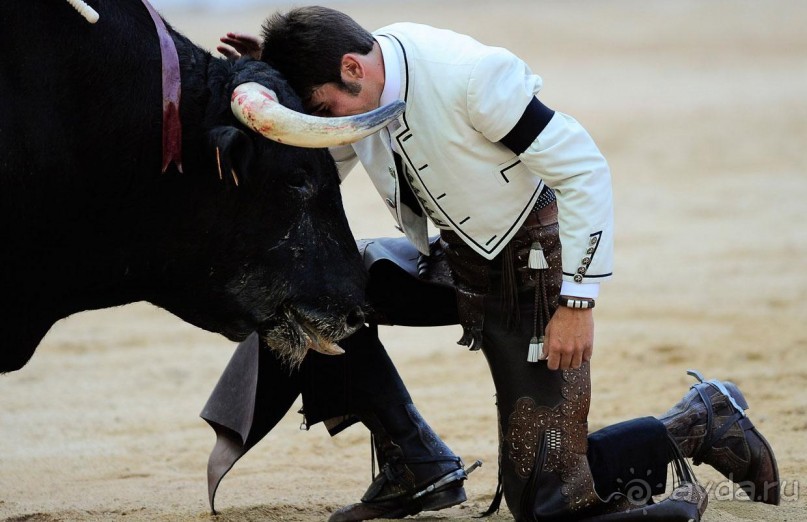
[345,307,366,330]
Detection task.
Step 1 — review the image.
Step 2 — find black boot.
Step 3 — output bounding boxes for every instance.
[659,370,780,505]
[328,403,469,521]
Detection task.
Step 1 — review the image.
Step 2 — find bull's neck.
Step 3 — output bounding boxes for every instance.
[173,32,214,159]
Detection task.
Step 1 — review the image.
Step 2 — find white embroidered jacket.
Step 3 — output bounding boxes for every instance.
[332,22,613,289]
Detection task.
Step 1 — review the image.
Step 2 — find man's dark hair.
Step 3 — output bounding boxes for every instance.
[260,6,375,103]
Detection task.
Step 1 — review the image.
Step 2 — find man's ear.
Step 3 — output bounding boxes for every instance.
[208,126,254,187]
[341,53,365,81]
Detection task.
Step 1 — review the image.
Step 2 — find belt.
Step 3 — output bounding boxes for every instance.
[524,200,558,229]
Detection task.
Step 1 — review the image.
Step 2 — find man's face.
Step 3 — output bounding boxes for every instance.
[307,81,379,117]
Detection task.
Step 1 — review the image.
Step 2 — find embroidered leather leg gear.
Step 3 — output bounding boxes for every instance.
[488,361,706,521]
[659,370,780,505]
[328,403,468,521]
[442,200,706,520]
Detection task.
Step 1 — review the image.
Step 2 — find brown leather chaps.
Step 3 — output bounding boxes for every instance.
[440,204,706,521]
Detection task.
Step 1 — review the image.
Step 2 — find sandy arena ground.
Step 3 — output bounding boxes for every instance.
[2,1,806,520]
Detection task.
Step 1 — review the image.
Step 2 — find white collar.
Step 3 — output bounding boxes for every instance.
[377,36,402,106]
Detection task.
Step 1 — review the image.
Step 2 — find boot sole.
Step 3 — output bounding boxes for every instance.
[328,485,467,522]
[721,382,781,505]
[420,484,467,511]
[384,484,467,519]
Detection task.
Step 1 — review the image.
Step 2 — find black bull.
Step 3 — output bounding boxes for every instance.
[0,1,370,373]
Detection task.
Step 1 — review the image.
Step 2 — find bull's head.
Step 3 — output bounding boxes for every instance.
[0,10,402,375]
[150,60,399,367]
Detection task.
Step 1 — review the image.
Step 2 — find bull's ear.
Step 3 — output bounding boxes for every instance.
[208,126,254,187]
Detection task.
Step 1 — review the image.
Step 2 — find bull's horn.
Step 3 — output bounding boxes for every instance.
[231,82,405,148]
[65,0,99,24]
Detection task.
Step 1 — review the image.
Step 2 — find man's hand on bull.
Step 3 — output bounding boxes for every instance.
[217,32,262,60]
[541,306,594,371]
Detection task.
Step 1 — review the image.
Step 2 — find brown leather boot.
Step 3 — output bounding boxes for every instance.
[328,403,470,521]
[659,370,780,505]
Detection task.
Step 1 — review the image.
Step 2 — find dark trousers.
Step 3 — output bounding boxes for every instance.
[300,325,411,429]
[300,325,669,499]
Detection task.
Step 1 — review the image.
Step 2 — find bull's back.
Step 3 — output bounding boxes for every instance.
[0,0,168,371]
[0,0,164,219]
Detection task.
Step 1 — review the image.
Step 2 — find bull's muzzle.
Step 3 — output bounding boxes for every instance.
[299,305,365,356]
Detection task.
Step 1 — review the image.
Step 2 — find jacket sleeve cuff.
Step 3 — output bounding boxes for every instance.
[560,281,600,299]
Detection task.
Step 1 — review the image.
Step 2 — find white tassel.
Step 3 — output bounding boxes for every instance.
[528,241,548,270]
[65,0,100,24]
[527,335,543,363]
